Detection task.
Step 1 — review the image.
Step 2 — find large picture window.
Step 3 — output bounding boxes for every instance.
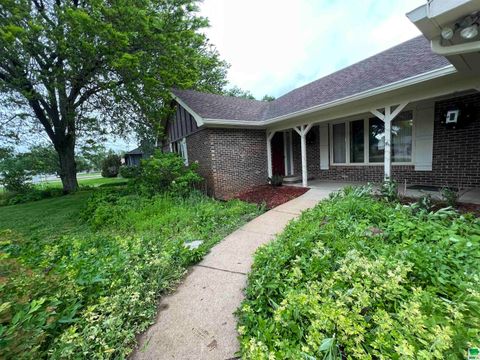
[331,111,413,165]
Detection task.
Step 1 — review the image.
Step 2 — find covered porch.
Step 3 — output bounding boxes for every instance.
[265,83,480,195]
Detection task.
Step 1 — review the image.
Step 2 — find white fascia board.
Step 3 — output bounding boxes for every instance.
[406,4,428,23]
[202,65,456,128]
[170,93,205,127]
[202,119,266,128]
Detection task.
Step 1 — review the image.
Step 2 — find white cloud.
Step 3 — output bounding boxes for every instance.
[200,0,426,98]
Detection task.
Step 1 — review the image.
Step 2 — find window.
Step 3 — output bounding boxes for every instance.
[350,120,364,163]
[332,123,346,163]
[171,138,189,165]
[369,118,384,163]
[331,111,413,165]
[391,118,413,162]
[369,113,413,163]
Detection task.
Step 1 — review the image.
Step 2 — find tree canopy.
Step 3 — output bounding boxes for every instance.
[0,0,228,192]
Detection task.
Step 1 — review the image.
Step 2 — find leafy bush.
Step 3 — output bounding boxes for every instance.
[268,174,283,187]
[135,151,202,196]
[0,187,64,206]
[410,193,434,214]
[0,166,32,193]
[238,187,480,359]
[379,178,398,202]
[442,187,459,207]
[101,154,121,178]
[0,190,262,359]
[119,165,140,179]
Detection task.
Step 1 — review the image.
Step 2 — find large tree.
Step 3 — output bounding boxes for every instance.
[0,0,227,192]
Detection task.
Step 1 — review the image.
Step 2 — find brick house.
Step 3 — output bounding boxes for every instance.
[164,1,480,199]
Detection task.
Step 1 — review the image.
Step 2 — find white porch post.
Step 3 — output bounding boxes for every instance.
[266,130,276,178]
[294,124,313,187]
[371,103,408,180]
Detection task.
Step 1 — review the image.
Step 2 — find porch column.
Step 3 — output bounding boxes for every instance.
[266,130,276,178]
[294,124,313,187]
[371,102,408,180]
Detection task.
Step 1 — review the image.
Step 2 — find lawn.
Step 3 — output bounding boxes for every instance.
[238,186,480,359]
[0,188,262,359]
[35,175,127,188]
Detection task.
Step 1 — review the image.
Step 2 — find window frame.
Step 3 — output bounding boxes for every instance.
[328,111,415,166]
[171,137,189,166]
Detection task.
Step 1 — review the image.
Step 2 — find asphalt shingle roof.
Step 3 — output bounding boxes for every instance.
[173,36,451,122]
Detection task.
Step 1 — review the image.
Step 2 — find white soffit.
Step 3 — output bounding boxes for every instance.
[407,0,480,72]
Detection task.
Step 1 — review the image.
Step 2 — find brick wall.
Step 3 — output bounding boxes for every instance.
[208,128,267,199]
[429,93,480,188]
[186,129,215,196]
[295,93,480,188]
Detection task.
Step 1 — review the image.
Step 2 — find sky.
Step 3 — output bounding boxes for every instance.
[199,0,426,99]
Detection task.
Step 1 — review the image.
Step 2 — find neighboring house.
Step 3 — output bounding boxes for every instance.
[124,148,144,166]
[164,0,480,199]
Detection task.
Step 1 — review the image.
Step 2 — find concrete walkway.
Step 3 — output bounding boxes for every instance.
[131,188,333,360]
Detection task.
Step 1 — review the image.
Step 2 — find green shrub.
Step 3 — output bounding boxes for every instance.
[411,193,434,214]
[441,187,459,207]
[268,174,283,187]
[238,188,480,359]
[135,151,202,196]
[379,178,398,202]
[101,154,121,178]
[0,168,32,193]
[119,165,140,179]
[0,187,64,206]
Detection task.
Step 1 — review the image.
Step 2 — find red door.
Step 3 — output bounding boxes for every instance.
[271,132,285,176]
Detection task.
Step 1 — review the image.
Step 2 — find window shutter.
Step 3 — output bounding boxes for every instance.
[414,103,434,171]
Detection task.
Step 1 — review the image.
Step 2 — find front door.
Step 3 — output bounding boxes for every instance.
[271,132,285,176]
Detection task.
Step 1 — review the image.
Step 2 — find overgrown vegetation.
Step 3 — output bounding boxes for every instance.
[238,186,480,359]
[0,191,261,359]
[0,152,263,358]
[133,151,202,196]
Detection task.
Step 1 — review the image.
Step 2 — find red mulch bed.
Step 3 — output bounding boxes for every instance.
[234,185,309,209]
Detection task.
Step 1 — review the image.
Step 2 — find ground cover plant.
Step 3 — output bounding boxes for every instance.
[0,186,262,359]
[238,186,480,359]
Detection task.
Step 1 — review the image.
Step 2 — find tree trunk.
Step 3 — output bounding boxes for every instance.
[56,139,79,194]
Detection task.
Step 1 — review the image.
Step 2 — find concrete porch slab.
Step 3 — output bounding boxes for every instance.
[459,188,480,205]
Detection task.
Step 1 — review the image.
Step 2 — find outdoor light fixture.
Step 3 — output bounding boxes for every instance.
[440,12,479,41]
[460,24,479,39]
[441,27,455,40]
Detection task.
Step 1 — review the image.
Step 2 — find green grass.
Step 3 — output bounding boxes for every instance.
[238,186,480,359]
[34,175,126,189]
[0,191,90,239]
[0,189,263,359]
